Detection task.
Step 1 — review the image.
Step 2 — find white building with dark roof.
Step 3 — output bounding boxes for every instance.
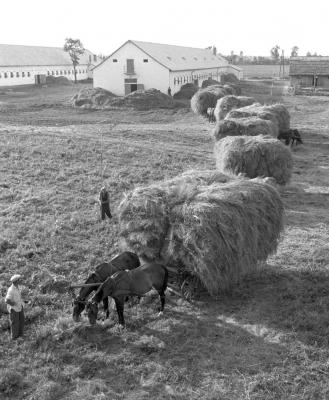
[0,44,100,87]
[93,40,242,96]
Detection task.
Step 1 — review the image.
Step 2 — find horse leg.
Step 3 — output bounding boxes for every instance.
[157,267,169,313]
[114,296,125,326]
[103,297,109,319]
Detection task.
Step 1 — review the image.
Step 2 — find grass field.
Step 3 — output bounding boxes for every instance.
[1,83,329,399]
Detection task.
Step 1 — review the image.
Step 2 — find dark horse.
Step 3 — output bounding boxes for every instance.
[71,251,140,322]
[86,262,168,326]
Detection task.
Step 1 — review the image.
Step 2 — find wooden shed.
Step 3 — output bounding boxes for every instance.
[290,56,329,88]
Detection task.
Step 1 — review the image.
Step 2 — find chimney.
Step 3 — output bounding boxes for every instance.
[212,46,217,55]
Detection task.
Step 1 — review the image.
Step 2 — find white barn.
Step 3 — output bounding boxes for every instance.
[0,44,100,87]
[93,40,242,96]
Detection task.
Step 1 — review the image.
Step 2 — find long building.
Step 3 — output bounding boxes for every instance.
[0,44,100,87]
[93,40,242,96]
[290,56,329,88]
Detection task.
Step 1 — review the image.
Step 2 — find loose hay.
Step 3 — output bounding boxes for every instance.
[190,85,229,116]
[214,95,256,121]
[214,135,293,185]
[173,83,198,99]
[118,170,284,295]
[213,117,278,141]
[110,88,177,110]
[71,87,117,108]
[227,103,290,131]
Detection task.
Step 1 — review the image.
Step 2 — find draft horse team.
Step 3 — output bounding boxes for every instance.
[71,251,168,326]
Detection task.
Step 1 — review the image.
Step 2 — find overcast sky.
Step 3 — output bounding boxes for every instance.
[1,0,328,57]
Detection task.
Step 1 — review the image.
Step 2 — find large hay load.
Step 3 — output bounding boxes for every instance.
[227,103,290,131]
[213,117,278,141]
[214,95,256,121]
[173,83,198,100]
[202,79,220,88]
[191,85,228,116]
[110,88,177,110]
[71,87,117,108]
[220,73,239,84]
[118,170,284,295]
[214,135,293,185]
[46,75,72,86]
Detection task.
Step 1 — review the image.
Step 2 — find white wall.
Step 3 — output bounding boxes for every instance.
[170,65,243,94]
[0,64,90,87]
[93,42,169,96]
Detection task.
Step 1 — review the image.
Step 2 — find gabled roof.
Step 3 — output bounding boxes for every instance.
[94,40,229,72]
[290,56,329,75]
[0,44,96,67]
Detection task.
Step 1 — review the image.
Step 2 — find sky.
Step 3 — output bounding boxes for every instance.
[1,0,328,57]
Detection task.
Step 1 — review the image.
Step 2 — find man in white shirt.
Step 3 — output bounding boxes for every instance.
[5,274,25,340]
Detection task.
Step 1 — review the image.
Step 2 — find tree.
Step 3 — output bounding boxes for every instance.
[63,38,85,83]
[306,51,312,56]
[291,46,299,57]
[270,45,280,62]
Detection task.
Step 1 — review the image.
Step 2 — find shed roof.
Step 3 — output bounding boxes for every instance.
[0,44,96,67]
[95,40,231,72]
[290,56,329,75]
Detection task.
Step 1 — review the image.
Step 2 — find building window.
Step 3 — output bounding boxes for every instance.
[56,70,59,75]
[22,72,25,77]
[89,55,92,63]
[16,72,20,77]
[10,72,14,78]
[68,70,71,75]
[94,55,97,62]
[27,72,30,77]
[143,59,148,63]
[4,72,8,78]
[113,59,118,63]
[182,57,186,60]
[64,70,67,75]
[51,71,54,75]
[167,56,172,61]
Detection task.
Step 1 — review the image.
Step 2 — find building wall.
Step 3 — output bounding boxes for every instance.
[169,65,242,94]
[93,42,170,96]
[291,75,329,88]
[0,64,90,86]
[239,64,290,78]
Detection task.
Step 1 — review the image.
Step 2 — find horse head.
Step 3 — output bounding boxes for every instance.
[72,297,87,322]
[86,301,99,325]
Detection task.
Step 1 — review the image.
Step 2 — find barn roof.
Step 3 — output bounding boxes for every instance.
[290,56,329,75]
[0,44,96,67]
[94,40,231,72]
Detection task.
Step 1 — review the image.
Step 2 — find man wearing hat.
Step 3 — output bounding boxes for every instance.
[5,274,25,340]
[98,186,112,221]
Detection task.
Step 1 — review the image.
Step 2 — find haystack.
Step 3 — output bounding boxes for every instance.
[214,135,293,185]
[214,95,256,121]
[110,88,176,110]
[202,79,220,88]
[173,83,198,99]
[71,87,117,108]
[46,76,72,86]
[118,170,284,295]
[227,103,290,131]
[220,73,239,84]
[191,85,228,116]
[213,117,278,141]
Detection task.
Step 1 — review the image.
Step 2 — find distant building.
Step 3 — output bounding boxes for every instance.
[93,40,242,96]
[0,44,101,87]
[290,56,329,88]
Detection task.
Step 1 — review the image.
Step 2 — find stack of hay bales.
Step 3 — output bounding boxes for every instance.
[173,83,198,100]
[214,135,293,185]
[213,117,278,141]
[191,85,231,116]
[118,170,284,295]
[71,87,117,108]
[214,95,256,121]
[227,103,290,132]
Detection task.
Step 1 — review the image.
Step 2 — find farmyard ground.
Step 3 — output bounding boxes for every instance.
[1,83,329,400]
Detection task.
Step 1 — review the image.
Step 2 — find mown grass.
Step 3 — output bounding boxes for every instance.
[0,84,329,399]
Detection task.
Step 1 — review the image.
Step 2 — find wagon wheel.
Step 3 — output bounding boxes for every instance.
[180,276,200,302]
[287,86,295,96]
